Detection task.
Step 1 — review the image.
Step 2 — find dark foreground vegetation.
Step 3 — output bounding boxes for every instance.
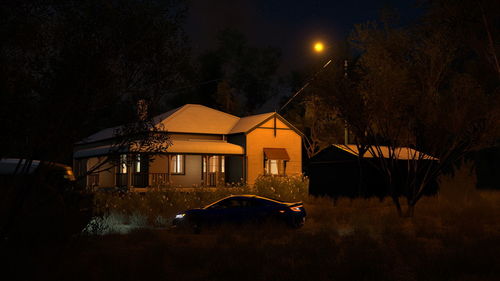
[2,169,499,281]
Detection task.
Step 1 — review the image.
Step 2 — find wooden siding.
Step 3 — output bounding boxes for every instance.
[245,117,302,185]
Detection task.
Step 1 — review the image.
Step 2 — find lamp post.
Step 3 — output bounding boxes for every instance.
[279,41,350,144]
[313,41,350,145]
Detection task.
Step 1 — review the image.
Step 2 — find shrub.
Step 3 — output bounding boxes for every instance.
[91,175,309,231]
[252,174,309,202]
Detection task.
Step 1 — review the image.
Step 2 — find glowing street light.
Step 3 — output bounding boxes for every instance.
[282,40,350,144]
[313,41,324,53]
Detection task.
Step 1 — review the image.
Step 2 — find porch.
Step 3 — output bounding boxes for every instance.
[87,153,245,189]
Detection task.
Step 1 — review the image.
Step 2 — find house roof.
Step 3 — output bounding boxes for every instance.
[228,112,274,134]
[156,104,240,134]
[333,144,438,161]
[79,104,299,144]
[73,145,129,159]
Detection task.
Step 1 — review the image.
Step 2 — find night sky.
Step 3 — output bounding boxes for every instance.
[186,0,422,71]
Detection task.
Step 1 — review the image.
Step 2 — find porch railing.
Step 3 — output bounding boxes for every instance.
[113,172,226,188]
[87,173,99,187]
[132,173,149,187]
[115,173,128,187]
[149,173,169,187]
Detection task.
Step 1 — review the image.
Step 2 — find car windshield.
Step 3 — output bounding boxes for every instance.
[205,197,279,209]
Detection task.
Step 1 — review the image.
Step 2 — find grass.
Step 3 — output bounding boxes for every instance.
[3,169,500,281]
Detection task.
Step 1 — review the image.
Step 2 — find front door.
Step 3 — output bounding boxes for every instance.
[202,155,225,186]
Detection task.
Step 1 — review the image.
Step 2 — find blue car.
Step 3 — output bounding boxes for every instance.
[173,195,306,232]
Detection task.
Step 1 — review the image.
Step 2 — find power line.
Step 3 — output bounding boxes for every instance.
[278,59,332,113]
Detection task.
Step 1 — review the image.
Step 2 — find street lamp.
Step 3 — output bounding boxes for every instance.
[313,41,325,53]
[280,41,350,144]
[312,41,349,144]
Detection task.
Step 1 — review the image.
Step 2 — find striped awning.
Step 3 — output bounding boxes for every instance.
[263,148,290,160]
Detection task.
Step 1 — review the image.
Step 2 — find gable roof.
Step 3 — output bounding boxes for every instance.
[156,104,240,134]
[228,112,274,134]
[78,104,302,144]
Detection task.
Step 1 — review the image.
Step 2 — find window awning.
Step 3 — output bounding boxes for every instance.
[263,148,290,160]
[168,140,244,155]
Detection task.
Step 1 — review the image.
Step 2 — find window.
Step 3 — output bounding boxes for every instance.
[119,154,127,174]
[208,155,225,173]
[263,148,289,176]
[135,154,141,173]
[170,154,185,174]
[264,159,286,176]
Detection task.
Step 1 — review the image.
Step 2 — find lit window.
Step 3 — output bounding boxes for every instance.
[221,156,225,173]
[264,159,286,176]
[263,148,289,176]
[136,155,141,173]
[170,154,184,174]
[120,154,127,174]
[208,156,225,173]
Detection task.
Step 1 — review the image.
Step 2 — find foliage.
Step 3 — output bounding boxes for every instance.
[6,169,500,281]
[307,1,500,216]
[91,175,308,230]
[253,174,309,202]
[195,28,281,114]
[0,0,191,162]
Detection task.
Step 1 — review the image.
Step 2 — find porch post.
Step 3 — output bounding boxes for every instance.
[167,154,171,186]
[242,155,246,184]
[201,154,208,186]
[216,156,220,186]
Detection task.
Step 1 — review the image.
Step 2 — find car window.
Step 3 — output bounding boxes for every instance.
[255,198,279,207]
[210,198,243,209]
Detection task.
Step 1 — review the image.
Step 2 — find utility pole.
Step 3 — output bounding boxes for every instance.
[344,59,349,145]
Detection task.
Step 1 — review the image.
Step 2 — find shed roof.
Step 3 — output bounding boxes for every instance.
[333,144,438,161]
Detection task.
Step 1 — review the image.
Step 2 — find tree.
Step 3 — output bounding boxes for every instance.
[310,2,500,216]
[195,28,281,114]
[0,0,189,240]
[0,0,191,163]
[214,80,241,115]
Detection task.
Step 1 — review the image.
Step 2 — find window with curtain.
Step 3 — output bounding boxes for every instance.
[207,155,225,173]
[170,154,185,174]
[264,159,286,175]
[135,154,141,173]
[119,154,127,174]
[263,148,289,176]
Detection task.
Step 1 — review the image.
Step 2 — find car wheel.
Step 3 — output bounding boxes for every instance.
[192,222,201,234]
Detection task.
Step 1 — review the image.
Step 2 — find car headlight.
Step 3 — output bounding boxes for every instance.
[175,213,186,219]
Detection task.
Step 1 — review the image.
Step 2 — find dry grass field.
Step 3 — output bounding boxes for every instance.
[3,168,500,281]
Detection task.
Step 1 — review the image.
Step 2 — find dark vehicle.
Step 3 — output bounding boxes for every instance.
[173,195,306,232]
[0,158,76,183]
[0,158,91,241]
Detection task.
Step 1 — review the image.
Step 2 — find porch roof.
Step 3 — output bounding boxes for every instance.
[73,145,128,159]
[167,140,244,155]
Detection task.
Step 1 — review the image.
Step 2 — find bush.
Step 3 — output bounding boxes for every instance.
[253,174,309,202]
[90,175,309,231]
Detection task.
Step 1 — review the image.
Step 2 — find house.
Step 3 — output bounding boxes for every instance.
[73,104,302,189]
[308,144,439,198]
